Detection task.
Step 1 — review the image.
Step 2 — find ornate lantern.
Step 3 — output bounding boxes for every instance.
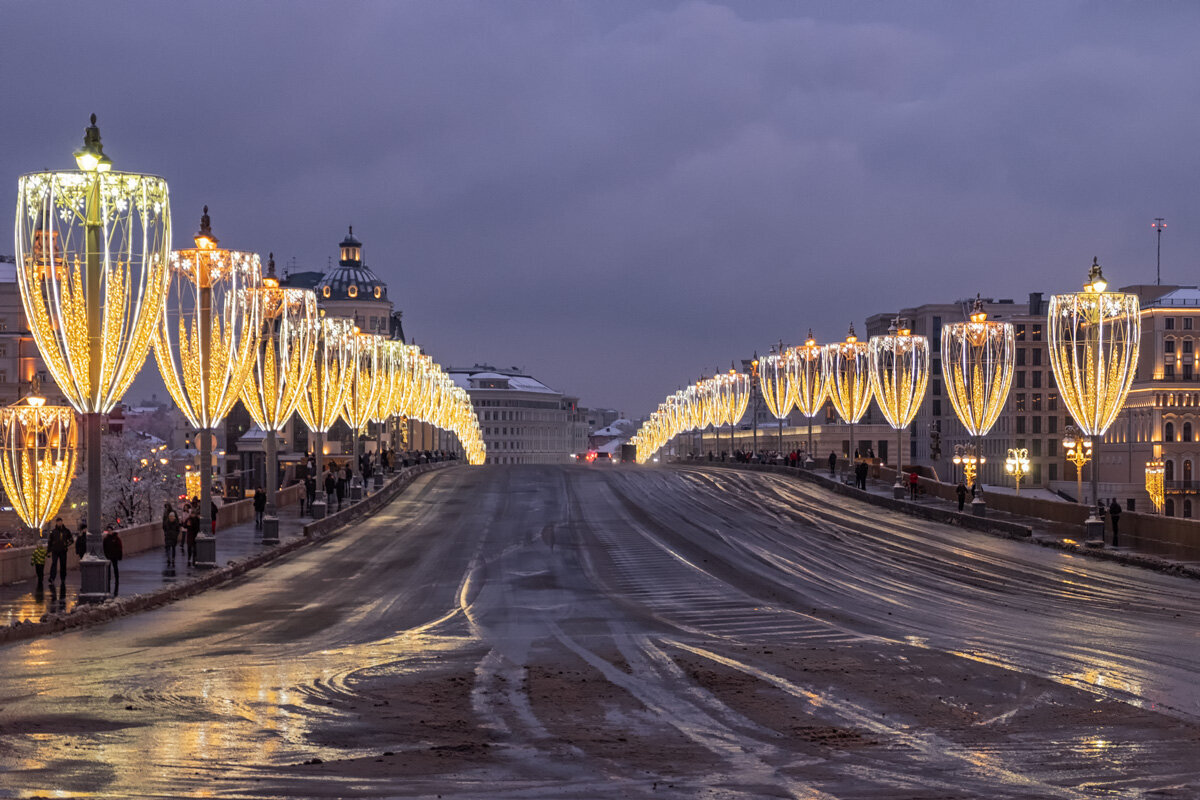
[941,296,1015,509]
[1048,259,1140,530]
[155,207,261,539]
[0,391,78,534]
[789,331,829,465]
[15,115,170,600]
[823,324,873,463]
[1005,447,1030,495]
[869,319,930,496]
[241,256,318,543]
[296,315,355,518]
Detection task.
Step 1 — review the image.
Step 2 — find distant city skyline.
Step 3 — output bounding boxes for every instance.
[7,2,1200,416]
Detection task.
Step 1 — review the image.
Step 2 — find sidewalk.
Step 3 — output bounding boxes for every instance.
[0,504,310,627]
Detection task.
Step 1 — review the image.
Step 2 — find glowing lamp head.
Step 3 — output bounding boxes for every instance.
[845,323,858,345]
[262,252,279,288]
[73,114,112,172]
[968,294,988,323]
[193,205,219,250]
[1085,257,1107,293]
[805,329,817,348]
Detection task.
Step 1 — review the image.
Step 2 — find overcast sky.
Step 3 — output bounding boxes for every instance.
[6,1,1200,417]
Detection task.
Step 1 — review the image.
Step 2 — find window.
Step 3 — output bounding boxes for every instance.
[932,399,941,416]
[1016,324,1026,341]
[0,370,6,383]
[0,318,7,331]
[374,286,382,299]
[1048,416,1057,434]
[1167,317,1176,330]
[1032,393,1042,411]
[932,317,942,351]
[322,286,330,298]
[1032,372,1042,388]
[1032,440,1041,457]
[1187,340,1195,354]
[1166,364,1176,380]
[0,344,6,357]
[1049,463,1058,481]
[1032,349,1042,366]
[1166,498,1176,517]
[1187,365,1195,381]
[1187,422,1194,442]
[1031,325,1043,342]
[1186,318,1194,330]
[1032,416,1042,434]
[1048,438,1059,457]
[1165,422,1175,442]
[348,284,358,298]
[1166,339,1176,353]
[1017,348,1027,366]
[1016,416,1026,434]
[1015,393,1026,412]
[1048,392,1058,411]
[1016,372,1026,389]
[933,380,941,396]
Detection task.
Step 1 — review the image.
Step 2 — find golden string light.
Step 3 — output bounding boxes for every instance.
[941,295,1014,439]
[789,330,829,461]
[869,319,930,484]
[824,324,873,459]
[0,393,78,531]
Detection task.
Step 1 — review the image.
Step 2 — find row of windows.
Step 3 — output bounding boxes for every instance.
[1164,339,1195,353]
[1163,365,1194,380]
[1014,416,1058,435]
[1015,348,1044,366]
[474,399,562,410]
[1014,392,1060,412]
[1015,370,1056,389]
[1162,422,1199,442]
[1164,317,1194,330]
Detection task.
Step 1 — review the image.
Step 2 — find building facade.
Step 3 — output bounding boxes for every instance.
[449,365,587,464]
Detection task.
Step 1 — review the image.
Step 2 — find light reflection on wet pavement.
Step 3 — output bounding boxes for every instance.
[0,465,1198,798]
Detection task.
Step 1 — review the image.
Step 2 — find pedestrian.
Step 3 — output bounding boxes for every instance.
[324,468,336,509]
[908,470,920,501]
[30,537,47,589]
[305,475,316,513]
[74,521,88,560]
[336,468,347,509]
[828,451,837,477]
[855,460,868,490]
[102,525,122,596]
[1109,499,1122,546]
[956,481,968,512]
[253,487,266,529]
[211,500,219,535]
[46,517,73,588]
[162,506,180,568]
[184,508,200,566]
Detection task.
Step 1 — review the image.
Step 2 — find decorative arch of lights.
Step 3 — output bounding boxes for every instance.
[941,296,1014,439]
[240,274,319,432]
[869,319,930,478]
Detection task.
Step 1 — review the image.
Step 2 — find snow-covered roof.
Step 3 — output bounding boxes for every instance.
[592,424,626,437]
[1146,287,1200,307]
[596,438,626,453]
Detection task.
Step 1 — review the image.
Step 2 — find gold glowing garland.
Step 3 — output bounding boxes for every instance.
[155,244,261,429]
[342,331,382,433]
[759,349,795,421]
[240,285,319,431]
[15,170,171,414]
[297,316,355,434]
[1145,460,1165,513]
[789,334,829,420]
[868,326,930,431]
[0,397,78,530]
[940,300,1014,437]
[1047,264,1140,437]
[823,327,873,425]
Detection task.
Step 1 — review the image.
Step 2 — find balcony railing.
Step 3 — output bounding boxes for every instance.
[1164,480,1197,493]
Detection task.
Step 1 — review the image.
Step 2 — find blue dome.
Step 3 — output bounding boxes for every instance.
[316,263,388,302]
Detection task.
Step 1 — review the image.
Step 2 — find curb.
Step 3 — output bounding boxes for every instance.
[0,462,456,646]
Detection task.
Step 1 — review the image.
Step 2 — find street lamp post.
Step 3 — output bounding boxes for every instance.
[941,296,1015,518]
[1048,259,1140,543]
[296,315,354,519]
[15,116,170,600]
[790,331,829,468]
[1153,218,1166,285]
[342,328,381,502]
[155,208,261,566]
[241,256,318,545]
[1062,424,1092,504]
[952,443,984,488]
[1005,447,1029,495]
[758,345,794,460]
[824,324,873,479]
[869,319,930,500]
[750,353,759,458]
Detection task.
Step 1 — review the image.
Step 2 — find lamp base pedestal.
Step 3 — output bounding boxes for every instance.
[972,498,987,518]
[803,458,814,470]
[350,483,363,502]
[262,516,279,545]
[373,474,384,491]
[893,481,906,500]
[1084,516,1105,546]
[311,500,327,520]
[194,534,217,569]
[77,555,110,603]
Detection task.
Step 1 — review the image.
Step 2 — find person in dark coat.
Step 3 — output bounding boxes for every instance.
[184,509,200,566]
[253,488,266,529]
[956,481,968,512]
[162,505,180,568]
[74,521,88,559]
[102,526,122,596]
[324,468,336,508]
[828,451,837,477]
[46,517,73,587]
[335,468,347,509]
[1109,499,1122,546]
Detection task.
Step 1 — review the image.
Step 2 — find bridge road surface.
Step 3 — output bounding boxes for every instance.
[0,464,1198,798]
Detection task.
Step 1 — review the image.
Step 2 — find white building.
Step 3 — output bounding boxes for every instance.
[449,365,588,464]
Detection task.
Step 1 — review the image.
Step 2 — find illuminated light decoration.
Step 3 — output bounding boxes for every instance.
[1062,424,1093,505]
[0,392,78,532]
[1145,460,1165,514]
[296,315,355,516]
[953,442,984,487]
[718,363,751,455]
[241,255,318,535]
[869,319,930,493]
[823,324,873,462]
[369,340,402,486]
[941,296,1014,507]
[1048,259,1140,525]
[1005,447,1030,495]
[155,207,261,538]
[341,329,381,498]
[788,330,830,463]
[15,115,170,600]
[759,345,796,453]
